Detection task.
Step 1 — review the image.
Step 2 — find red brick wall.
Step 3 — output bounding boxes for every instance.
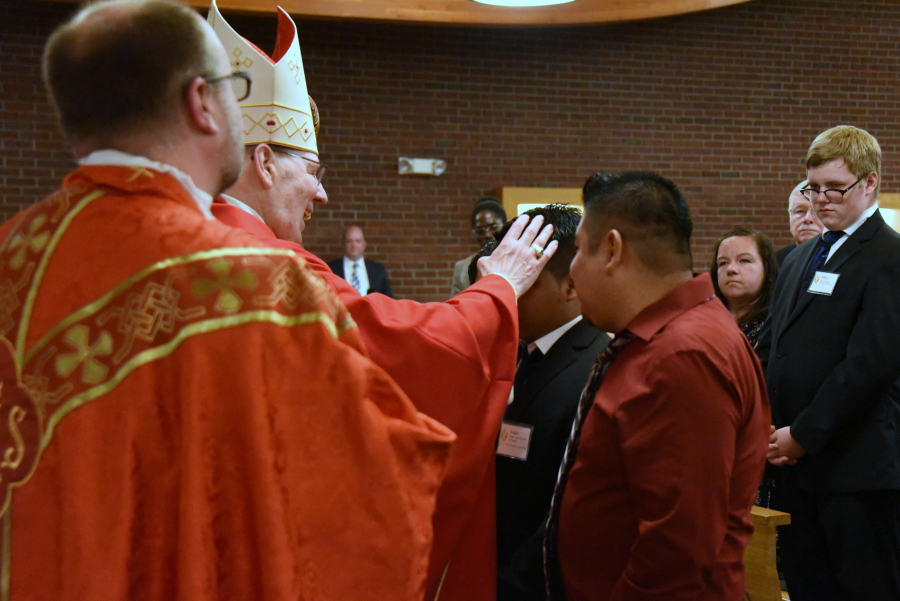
[3,0,898,301]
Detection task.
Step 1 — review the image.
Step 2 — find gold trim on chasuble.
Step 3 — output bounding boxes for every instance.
[0,177,355,597]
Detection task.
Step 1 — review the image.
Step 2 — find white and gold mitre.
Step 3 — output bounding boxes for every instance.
[208,0,317,155]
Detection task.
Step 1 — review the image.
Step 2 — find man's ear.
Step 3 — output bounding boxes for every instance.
[184,77,220,136]
[252,144,278,190]
[563,274,578,301]
[864,171,879,197]
[604,229,624,275]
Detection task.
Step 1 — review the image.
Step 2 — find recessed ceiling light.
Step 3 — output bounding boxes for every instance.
[472,0,576,6]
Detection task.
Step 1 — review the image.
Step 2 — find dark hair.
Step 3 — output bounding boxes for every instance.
[467,203,582,285]
[582,171,693,274]
[710,227,778,325]
[468,241,497,287]
[470,196,506,227]
[582,171,620,200]
[43,0,216,143]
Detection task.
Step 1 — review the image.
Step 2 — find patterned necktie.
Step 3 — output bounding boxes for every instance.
[351,262,362,295]
[795,230,843,308]
[544,331,637,600]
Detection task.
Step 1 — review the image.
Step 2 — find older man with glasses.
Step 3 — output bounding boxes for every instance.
[774,179,824,266]
[206,4,564,601]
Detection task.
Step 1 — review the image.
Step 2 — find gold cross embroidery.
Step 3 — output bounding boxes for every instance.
[192,258,258,314]
[55,325,114,385]
[7,216,50,270]
[288,52,302,84]
[127,167,155,183]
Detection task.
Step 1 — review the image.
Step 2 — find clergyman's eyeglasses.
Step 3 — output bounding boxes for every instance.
[204,71,252,102]
[272,147,327,185]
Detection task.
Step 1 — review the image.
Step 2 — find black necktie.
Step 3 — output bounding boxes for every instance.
[795,230,843,308]
[514,346,544,395]
[543,331,637,600]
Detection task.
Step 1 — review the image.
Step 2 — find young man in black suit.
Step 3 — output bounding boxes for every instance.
[765,125,900,601]
[328,225,393,297]
[474,203,610,601]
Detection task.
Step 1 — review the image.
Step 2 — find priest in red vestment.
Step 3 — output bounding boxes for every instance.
[206,3,558,599]
[0,2,457,599]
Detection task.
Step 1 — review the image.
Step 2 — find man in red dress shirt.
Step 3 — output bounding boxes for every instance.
[550,171,770,601]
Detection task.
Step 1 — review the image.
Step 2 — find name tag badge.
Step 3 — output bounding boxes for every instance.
[808,271,840,296]
[496,421,533,461]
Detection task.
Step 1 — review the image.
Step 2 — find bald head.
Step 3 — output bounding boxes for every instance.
[43,0,219,148]
[342,226,367,262]
[790,180,808,200]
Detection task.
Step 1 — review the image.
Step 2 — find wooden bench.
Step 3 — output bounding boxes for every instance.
[744,505,791,601]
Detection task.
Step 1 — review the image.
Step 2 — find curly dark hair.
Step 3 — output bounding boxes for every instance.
[467,203,582,286]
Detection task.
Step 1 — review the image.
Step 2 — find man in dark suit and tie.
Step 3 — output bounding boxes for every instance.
[476,204,610,601]
[765,125,900,601]
[328,225,393,297]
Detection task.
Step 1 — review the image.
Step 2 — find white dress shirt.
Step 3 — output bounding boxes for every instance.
[509,316,583,406]
[825,202,879,261]
[527,315,583,356]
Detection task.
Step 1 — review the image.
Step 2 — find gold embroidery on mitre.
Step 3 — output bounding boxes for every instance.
[207,0,318,155]
[231,47,253,70]
[244,112,284,135]
[288,51,302,84]
[243,112,313,140]
[284,118,300,138]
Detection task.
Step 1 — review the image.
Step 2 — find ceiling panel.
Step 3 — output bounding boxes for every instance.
[41,0,754,26]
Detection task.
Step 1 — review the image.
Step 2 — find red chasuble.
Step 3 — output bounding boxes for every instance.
[213,201,520,601]
[0,166,454,601]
